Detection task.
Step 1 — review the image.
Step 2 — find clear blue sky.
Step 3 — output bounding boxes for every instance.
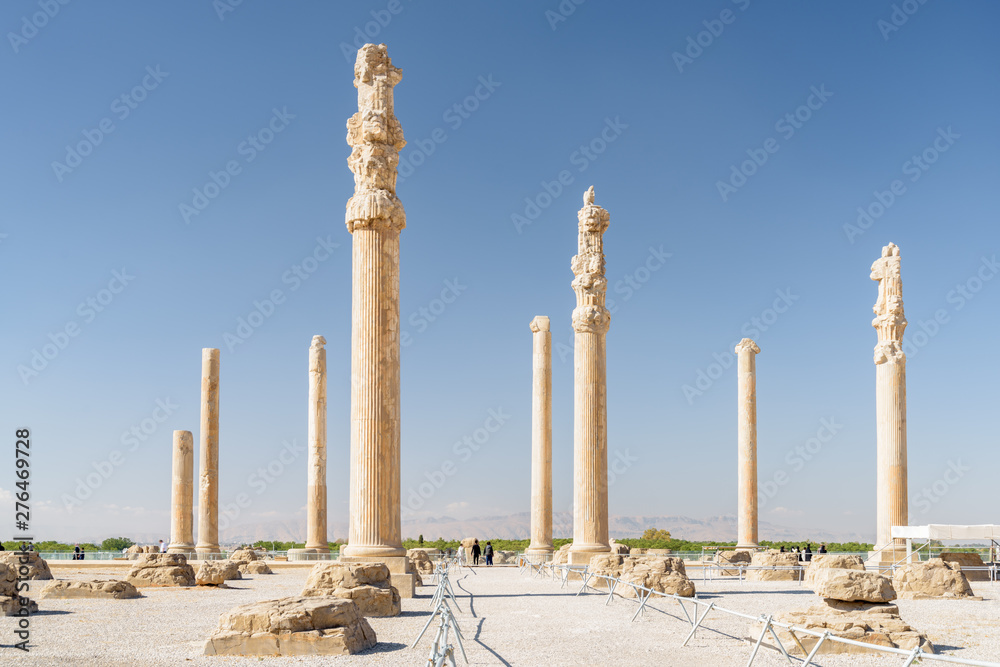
[2,1,997,543]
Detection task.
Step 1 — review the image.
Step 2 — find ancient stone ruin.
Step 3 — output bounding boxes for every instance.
[893,559,979,600]
[126,553,196,588]
[41,580,141,600]
[203,597,376,656]
[301,562,400,617]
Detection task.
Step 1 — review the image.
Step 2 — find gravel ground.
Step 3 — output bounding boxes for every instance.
[3,565,999,666]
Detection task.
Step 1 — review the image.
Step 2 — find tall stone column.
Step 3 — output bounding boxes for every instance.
[525,316,553,558]
[735,339,760,549]
[569,187,611,564]
[871,242,908,559]
[167,430,195,555]
[291,336,330,559]
[196,348,221,557]
[342,44,407,561]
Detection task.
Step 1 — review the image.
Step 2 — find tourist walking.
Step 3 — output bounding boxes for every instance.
[804,544,813,561]
[158,540,166,553]
[79,546,86,560]
[818,543,827,554]
[484,541,494,566]
[779,545,786,553]
[472,539,481,566]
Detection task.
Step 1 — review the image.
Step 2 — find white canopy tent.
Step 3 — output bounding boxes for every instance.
[892,525,1000,541]
[891,525,1000,564]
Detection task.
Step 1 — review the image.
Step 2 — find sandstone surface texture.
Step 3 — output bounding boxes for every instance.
[300,562,400,617]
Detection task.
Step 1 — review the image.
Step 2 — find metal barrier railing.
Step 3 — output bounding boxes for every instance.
[517,556,1000,667]
[412,557,469,666]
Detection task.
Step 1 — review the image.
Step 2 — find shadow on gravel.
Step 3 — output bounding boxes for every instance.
[397,610,432,618]
[30,609,72,616]
[696,590,814,597]
[473,618,511,666]
[361,641,407,654]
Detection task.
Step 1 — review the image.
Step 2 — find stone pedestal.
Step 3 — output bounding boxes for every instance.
[870,243,908,555]
[337,556,415,598]
[569,187,612,560]
[167,430,196,555]
[342,44,407,560]
[525,316,554,557]
[305,335,329,554]
[735,339,760,549]
[196,348,222,556]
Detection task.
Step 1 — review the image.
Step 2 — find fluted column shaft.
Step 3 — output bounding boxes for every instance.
[306,336,330,552]
[876,360,907,551]
[736,339,760,548]
[526,316,553,556]
[196,348,221,555]
[167,430,195,553]
[569,187,611,560]
[870,242,908,555]
[343,44,406,559]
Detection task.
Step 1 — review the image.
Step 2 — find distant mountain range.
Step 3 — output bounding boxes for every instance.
[215,512,871,545]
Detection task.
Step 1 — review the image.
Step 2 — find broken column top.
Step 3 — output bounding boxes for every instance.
[311,335,327,350]
[346,43,405,234]
[530,316,551,332]
[735,338,760,354]
[870,241,906,364]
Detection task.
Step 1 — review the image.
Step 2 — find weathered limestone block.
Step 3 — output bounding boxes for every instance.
[552,543,572,565]
[609,539,629,555]
[759,600,934,656]
[460,537,477,561]
[229,548,259,564]
[203,596,376,656]
[893,559,978,599]
[197,561,241,586]
[301,563,400,617]
[0,595,38,616]
[811,568,896,603]
[493,551,518,565]
[40,580,140,600]
[0,563,18,596]
[620,556,695,598]
[0,551,53,580]
[646,549,672,556]
[630,548,647,555]
[407,550,435,575]
[746,550,801,581]
[241,561,273,575]
[126,545,144,560]
[716,550,752,576]
[940,552,989,582]
[126,553,196,588]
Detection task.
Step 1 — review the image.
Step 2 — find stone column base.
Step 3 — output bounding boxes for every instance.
[166,546,197,557]
[568,549,609,566]
[194,547,225,561]
[866,548,918,570]
[339,555,415,598]
[287,548,332,562]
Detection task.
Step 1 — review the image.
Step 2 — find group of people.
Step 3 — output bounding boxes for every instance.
[469,539,494,566]
[778,543,827,561]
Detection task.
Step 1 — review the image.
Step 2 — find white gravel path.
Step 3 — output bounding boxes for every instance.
[4,565,999,665]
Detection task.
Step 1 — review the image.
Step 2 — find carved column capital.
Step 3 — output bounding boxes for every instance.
[735,338,760,355]
[529,315,550,333]
[871,242,907,365]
